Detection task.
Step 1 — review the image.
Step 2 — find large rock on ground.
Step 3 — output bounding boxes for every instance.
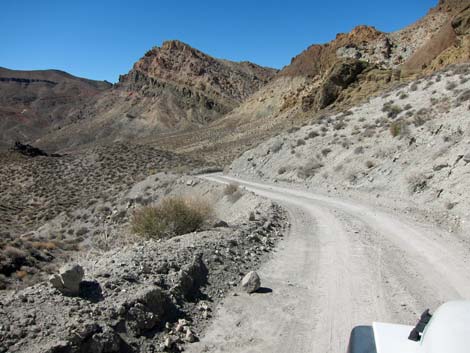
[241,271,261,293]
[49,263,84,296]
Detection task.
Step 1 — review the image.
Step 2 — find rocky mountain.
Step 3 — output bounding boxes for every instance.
[150,0,470,164]
[33,41,277,151]
[0,67,111,148]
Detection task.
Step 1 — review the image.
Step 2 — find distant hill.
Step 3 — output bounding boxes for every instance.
[0,67,111,148]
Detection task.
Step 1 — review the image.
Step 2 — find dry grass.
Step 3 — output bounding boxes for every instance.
[131,196,213,239]
[31,241,58,250]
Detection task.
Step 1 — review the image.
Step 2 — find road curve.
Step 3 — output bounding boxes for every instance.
[188,174,470,353]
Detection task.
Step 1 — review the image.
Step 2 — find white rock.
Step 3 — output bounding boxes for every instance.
[241,271,261,293]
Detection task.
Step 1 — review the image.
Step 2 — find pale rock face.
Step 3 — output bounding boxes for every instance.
[49,263,84,296]
[241,271,261,293]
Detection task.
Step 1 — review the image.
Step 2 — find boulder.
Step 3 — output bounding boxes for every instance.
[49,263,84,296]
[241,271,261,293]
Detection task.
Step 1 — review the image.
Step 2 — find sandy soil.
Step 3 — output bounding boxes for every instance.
[189,174,470,353]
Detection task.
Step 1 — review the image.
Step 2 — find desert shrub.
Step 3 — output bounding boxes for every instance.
[3,246,26,260]
[446,81,457,91]
[287,127,300,134]
[354,146,364,154]
[31,242,57,250]
[75,227,88,236]
[363,128,376,138]
[271,140,284,153]
[407,173,428,194]
[297,159,323,179]
[307,131,319,139]
[457,89,470,103]
[0,274,7,290]
[224,183,239,195]
[446,202,457,210]
[387,105,402,118]
[412,108,430,127]
[278,166,287,175]
[382,102,403,118]
[321,148,332,157]
[403,104,413,111]
[333,120,346,130]
[224,183,243,202]
[390,121,406,137]
[131,196,212,239]
[297,139,306,146]
[410,82,419,91]
[365,160,375,169]
[399,92,409,100]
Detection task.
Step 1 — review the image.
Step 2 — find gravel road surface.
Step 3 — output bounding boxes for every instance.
[188,174,470,353]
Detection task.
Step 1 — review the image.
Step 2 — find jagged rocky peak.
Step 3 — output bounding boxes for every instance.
[436,0,470,12]
[120,40,277,103]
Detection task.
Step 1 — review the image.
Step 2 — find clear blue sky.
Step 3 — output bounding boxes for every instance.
[2,0,437,82]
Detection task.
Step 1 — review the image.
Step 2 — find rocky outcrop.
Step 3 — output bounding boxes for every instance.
[315,59,369,110]
[452,5,470,34]
[117,40,277,121]
[124,40,276,103]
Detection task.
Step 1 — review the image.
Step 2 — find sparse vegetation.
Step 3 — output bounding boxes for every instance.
[307,130,319,139]
[224,183,243,202]
[224,183,239,195]
[354,146,364,154]
[399,92,409,100]
[390,121,406,137]
[131,196,212,239]
[271,140,284,153]
[457,89,470,103]
[382,102,403,118]
[446,81,457,91]
[297,159,323,179]
[407,173,428,194]
[410,82,419,91]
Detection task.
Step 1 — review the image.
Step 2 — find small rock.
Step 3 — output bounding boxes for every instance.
[241,271,261,293]
[175,319,188,333]
[163,336,173,349]
[185,328,196,343]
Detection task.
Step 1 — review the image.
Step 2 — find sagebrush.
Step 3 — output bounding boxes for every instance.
[131,196,212,239]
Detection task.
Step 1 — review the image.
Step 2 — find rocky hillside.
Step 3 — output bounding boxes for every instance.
[150,1,470,165]
[230,63,470,233]
[34,41,277,151]
[0,173,287,353]
[0,67,111,148]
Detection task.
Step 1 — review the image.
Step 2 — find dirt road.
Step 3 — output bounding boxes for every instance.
[189,174,470,353]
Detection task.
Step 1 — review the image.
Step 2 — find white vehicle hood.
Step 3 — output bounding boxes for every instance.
[373,322,421,353]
